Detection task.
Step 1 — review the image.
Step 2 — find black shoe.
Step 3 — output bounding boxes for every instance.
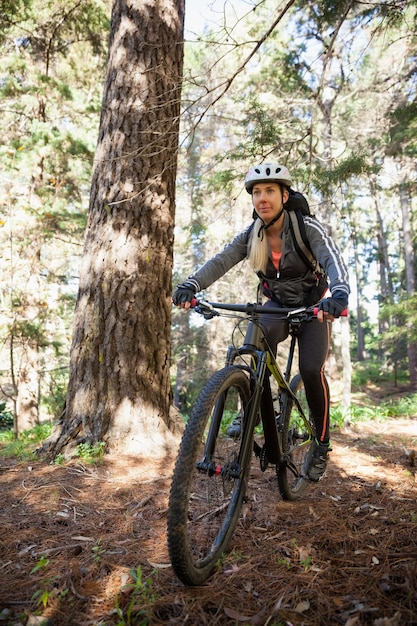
[226,411,261,438]
[306,440,331,482]
[226,416,242,438]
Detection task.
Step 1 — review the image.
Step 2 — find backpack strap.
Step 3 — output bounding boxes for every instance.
[287,210,324,276]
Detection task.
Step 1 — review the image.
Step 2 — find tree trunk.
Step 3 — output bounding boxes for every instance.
[16,341,39,432]
[350,215,365,361]
[46,0,185,456]
[372,180,392,358]
[399,180,417,387]
[173,351,188,411]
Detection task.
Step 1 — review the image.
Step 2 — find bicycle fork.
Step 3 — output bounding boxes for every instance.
[195,390,242,478]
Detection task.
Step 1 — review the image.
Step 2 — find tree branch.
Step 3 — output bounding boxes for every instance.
[184,0,298,130]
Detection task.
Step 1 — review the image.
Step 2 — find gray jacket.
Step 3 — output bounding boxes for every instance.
[186,211,350,307]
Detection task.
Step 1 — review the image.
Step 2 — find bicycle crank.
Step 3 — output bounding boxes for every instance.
[252,441,269,471]
[259,444,269,471]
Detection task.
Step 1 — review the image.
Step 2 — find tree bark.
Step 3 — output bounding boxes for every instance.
[350,218,365,361]
[46,0,185,456]
[16,341,39,432]
[399,180,417,387]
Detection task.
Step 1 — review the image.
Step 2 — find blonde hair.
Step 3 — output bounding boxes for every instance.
[248,219,269,273]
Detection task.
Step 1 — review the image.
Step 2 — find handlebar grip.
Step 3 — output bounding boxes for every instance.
[313,307,348,317]
[191,297,198,307]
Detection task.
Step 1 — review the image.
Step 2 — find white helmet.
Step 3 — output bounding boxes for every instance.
[244,162,292,193]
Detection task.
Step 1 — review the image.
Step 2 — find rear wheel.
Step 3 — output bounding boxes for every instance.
[277,374,315,501]
[167,366,251,585]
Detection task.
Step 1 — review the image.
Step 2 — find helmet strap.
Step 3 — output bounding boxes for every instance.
[256,208,284,238]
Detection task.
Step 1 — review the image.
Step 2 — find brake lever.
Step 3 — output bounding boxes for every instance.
[193,299,219,320]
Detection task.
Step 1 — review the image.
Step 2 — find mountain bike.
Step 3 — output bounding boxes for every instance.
[167,299,342,586]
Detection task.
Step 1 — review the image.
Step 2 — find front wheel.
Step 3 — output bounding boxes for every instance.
[167,365,251,586]
[276,374,315,501]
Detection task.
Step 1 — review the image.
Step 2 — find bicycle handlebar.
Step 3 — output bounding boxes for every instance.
[191,298,348,319]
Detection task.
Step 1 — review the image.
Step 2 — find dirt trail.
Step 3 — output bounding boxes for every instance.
[0,418,416,625]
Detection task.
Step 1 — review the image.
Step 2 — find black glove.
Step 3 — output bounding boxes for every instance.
[172,281,197,306]
[318,291,348,318]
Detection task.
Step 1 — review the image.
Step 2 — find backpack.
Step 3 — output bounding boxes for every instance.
[285,189,325,278]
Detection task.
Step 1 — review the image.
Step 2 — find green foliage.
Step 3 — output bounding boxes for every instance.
[312,153,375,193]
[10,319,49,345]
[0,402,13,430]
[114,566,157,626]
[0,422,53,458]
[92,539,106,563]
[30,554,71,609]
[331,392,417,425]
[30,555,50,575]
[388,101,417,157]
[329,405,350,429]
[352,361,395,388]
[368,296,417,381]
[277,555,292,570]
[0,0,33,42]
[75,441,106,464]
[240,99,284,157]
[275,50,314,96]
[380,295,417,344]
[52,452,65,466]
[207,167,238,194]
[380,393,417,418]
[39,364,68,420]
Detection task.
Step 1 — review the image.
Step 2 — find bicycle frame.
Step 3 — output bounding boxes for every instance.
[221,307,314,468]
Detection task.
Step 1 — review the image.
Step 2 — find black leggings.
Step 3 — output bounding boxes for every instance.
[260,305,331,443]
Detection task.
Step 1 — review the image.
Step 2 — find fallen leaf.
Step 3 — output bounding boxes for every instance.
[344,617,360,626]
[224,606,266,624]
[309,506,319,519]
[311,565,322,572]
[294,599,310,613]
[298,544,313,563]
[71,536,94,541]
[224,607,252,621]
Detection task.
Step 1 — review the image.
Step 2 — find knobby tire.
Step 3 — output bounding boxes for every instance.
[167,366,251,586]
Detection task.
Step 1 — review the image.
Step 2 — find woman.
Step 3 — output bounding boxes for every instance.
[172,162,350,482]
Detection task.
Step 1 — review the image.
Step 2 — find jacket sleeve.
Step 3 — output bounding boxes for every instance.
[185,226,251,293]
[303,217,350,299]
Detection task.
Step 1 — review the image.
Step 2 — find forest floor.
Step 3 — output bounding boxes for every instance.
[0,414,416,626]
